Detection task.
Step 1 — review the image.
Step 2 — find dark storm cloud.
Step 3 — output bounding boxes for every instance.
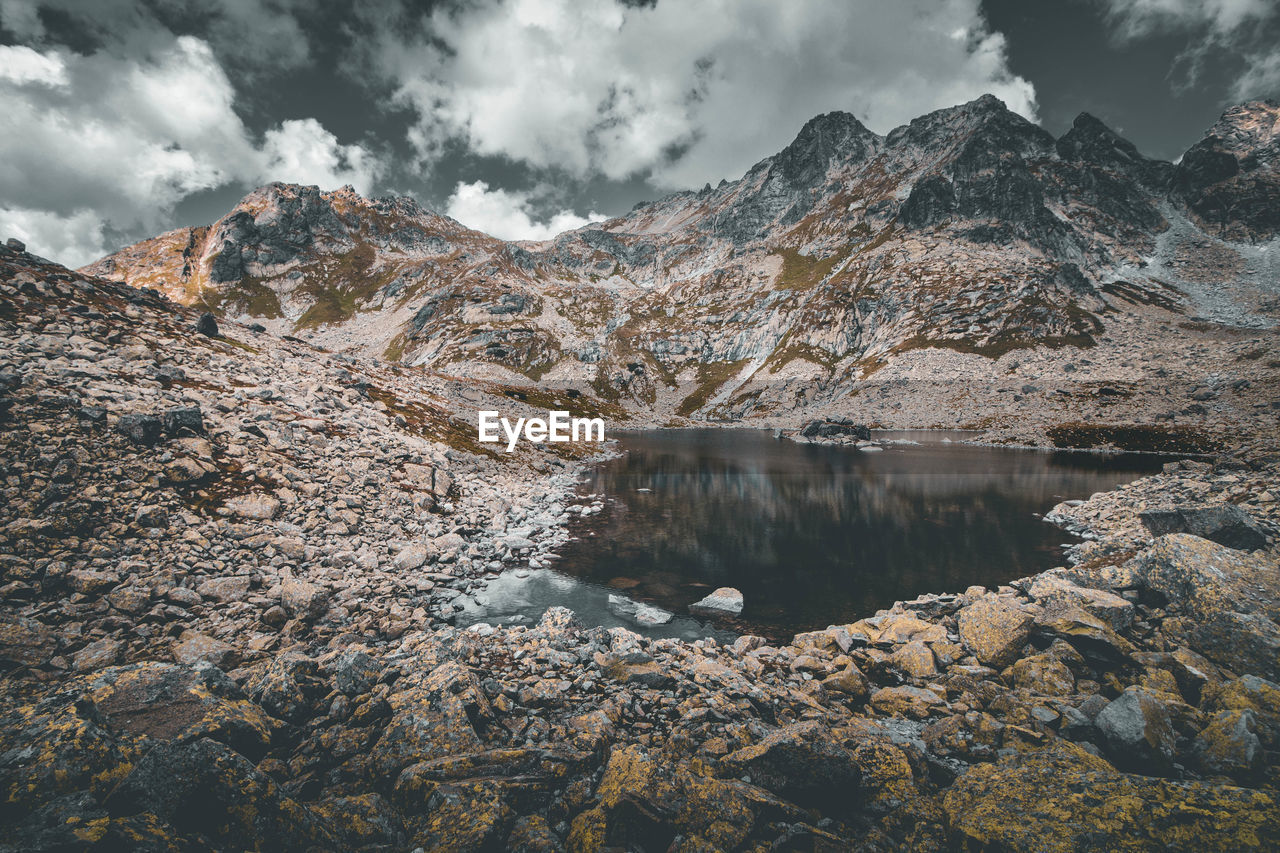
[0,0,1274,267]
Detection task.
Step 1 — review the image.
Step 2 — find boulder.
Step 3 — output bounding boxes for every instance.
[1008,651,1075,696]
[800,419,871,440]
[943,743,1280,852]
[922,711,1005,762]
[1095,686,1178,773]
[195,312,219,337]
[72,638,124,671]
[245,653,328,724]
[1192,709,1263,779]
[719,720,860,806]
[161,406,204,436]
[105,737,330,850]
[172,631,238,670]
[281,575,330,621]
[371,662,489,776]
[196,576,252,603]
[1027,574,1134,631]
[332,648,380,696]
[0,613,57,668]
[957,597,1034,668]
[393,543,432,571]
[690,586,744,616]
[869,685,945,718]
[1126,534,1280,679]
[115,413,163,446]
[225,493,282,521]
[1139,505,1268,551]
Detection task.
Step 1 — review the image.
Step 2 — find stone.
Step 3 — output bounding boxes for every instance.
[1126,534,1280,680]
[115,413,162,446]
[719,720,860,806]
[372,663,488,776]
[196,576,252,603]
[1095,686,1177,773]
[1139,505,1268,551]
[69,570,119,595]
[172,631,238,669]
[1192,709,1263,778]
[332,648,380,696]
[869,685,945,718]
[393,543,432,571]
[1008,652,1075,696]
[282,575,330,621]
[246,653,328,724]
[1027,574,1134,631]
[225,493,281,521]
[105,737,330,849]
[890,640,938,678]
[821,663,871,702]
[0,613,57,668]
[943,743,1280,852]
[922,711,1005,762]
[603,658,675,689]
[133,505,169,528]
[689,586,743,616]
[195,312,219,337]
[161,406,204,436]
[957,597,1034,668]
[72,638,124,671]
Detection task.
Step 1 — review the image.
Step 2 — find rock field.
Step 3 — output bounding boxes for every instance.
[3,241,1280,851]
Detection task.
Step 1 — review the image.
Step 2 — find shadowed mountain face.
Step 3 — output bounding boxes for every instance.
[83,97,1280,417]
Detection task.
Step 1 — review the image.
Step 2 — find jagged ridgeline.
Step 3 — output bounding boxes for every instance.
[84,97,1280,416]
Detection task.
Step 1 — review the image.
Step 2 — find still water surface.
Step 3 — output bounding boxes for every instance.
[455,429,1167,641]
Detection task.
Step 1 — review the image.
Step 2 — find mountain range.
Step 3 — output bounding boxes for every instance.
[84,96,1280,423]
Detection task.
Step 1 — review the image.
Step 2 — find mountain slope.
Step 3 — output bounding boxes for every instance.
[84,97,1280,423]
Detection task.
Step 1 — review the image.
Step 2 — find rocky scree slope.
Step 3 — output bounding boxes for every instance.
[6,242,1280,850]
[84,97,1280,429]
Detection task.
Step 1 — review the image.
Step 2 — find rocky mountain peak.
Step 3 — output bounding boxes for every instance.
[885,94,1055,164]
[1055,112,1173,189]
[772,110,880,182]
[1172,99,1280,242]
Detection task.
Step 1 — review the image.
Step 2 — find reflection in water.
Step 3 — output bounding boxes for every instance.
[458,430,1167,641]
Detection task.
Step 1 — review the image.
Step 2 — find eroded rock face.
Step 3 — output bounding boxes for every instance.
[1125,534,1280,680]
[944,744,1280,852]
[1171,99,1280,242]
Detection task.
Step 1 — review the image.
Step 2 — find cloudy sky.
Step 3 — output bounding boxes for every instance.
[1,0,1277,267]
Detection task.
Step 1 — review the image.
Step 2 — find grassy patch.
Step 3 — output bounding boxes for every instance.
[193,275,284,319]
[676,359,750,417]
[364,383,496,456]
[383,332,408,362]
[772,248,843,291]
[293,243,402,331]
[1046,423,1221,455]
[894,331,1097,360]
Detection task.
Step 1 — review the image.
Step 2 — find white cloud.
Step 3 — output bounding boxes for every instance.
[0,207,106,268]
[1232,50,1280,101]
[261,119,384,195]
[1098,0,1274,39]
[1099,0,1279,98]
[444,181,601,241]
[0,36,383,267]
[371,0,1038,189]
[0,44,68,86]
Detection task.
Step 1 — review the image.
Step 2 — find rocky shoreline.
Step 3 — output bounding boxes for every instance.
[3,244,1280,851]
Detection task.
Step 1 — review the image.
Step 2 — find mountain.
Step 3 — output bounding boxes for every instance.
[84,97,1280,422]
